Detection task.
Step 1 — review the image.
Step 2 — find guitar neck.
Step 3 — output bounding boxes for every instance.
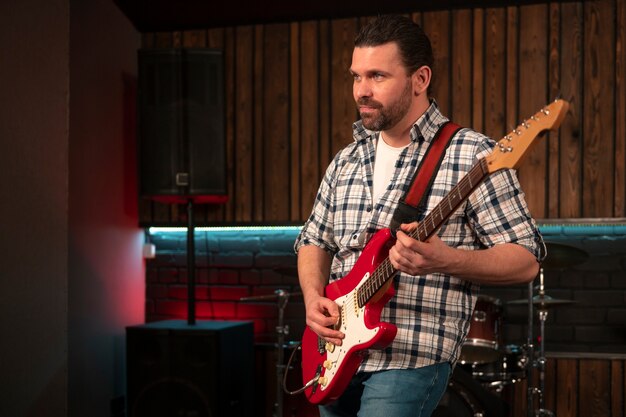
[357,158,490,307]
[409,158,489,242]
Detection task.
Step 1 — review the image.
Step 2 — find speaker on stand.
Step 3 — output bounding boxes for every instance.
[129,49,245,417]
[137,47,228,324]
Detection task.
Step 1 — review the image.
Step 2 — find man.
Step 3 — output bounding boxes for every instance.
[294,14,544,417]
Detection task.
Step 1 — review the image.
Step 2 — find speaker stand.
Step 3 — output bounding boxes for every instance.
[187,199,196,325]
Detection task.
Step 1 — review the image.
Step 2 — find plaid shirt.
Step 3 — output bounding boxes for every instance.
[295,100,544,372]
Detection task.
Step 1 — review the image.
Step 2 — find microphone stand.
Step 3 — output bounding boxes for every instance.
[274,289,290,417]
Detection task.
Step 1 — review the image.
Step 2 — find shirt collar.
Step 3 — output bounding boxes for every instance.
[352,99,449,145]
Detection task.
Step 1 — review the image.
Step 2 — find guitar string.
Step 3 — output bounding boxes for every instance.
[356,159,489,308]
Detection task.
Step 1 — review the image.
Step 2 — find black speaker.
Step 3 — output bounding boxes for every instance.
[137,48,227,204]
[126,320,254,417]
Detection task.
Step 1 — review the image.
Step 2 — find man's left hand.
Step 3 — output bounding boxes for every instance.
[388,222,454,276]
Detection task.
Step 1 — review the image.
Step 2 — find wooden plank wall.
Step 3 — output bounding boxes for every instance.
[138,0,626,225]
[506,356,626,417]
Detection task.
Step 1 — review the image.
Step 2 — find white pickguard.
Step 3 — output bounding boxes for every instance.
[320,272,379,391]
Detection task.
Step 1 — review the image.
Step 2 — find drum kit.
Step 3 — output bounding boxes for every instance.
[456,242,588,417]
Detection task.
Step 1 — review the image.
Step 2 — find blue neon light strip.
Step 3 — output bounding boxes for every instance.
[149,225,303,234]
[149,223,626,237]
[538,224,626,237]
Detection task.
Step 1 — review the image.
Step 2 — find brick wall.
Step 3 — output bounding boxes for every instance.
[146,223,626,353]
[146,227,305,345]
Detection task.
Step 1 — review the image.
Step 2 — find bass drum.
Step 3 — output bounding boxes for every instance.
[433,367,509,417]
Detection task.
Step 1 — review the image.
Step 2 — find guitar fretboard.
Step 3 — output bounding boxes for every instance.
[356,158,490,307]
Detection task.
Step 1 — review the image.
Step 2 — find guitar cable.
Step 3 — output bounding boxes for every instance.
[282,341,321,395]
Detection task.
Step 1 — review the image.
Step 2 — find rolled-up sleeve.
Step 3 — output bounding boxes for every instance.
[466,167,545,262]
[294,157,339,255]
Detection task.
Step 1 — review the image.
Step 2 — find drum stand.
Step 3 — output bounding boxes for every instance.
[525,279,535,417]
[526,269,555,417]
[511,242,584,417]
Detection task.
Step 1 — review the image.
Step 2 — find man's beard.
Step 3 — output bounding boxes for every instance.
[357,81,413,131]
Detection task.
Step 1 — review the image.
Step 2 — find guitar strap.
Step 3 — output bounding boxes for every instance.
[389,121,462,233]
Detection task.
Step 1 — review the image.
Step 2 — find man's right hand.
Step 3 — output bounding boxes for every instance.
[304,294,345,346]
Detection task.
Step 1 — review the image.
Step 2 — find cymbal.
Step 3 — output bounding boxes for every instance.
[542,242,588,269]
[508,294,577,309]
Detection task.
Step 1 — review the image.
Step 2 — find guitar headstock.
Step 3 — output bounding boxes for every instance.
[484,99,569,173]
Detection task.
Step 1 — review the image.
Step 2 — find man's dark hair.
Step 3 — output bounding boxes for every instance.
[354,15,434,76]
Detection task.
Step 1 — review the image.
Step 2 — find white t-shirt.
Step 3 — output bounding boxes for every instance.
[373,133,409,203]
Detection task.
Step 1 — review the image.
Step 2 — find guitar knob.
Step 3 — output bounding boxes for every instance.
[323,360,333,370]
[318,376,328,386]
[325,342,335,353]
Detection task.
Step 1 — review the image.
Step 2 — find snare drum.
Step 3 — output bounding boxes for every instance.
[470,344,528,384]
[460,295,503,365]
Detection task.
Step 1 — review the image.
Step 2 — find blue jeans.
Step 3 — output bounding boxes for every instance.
[319,363,451,417]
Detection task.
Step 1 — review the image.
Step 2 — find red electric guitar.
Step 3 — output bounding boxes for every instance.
[300,99,569,405]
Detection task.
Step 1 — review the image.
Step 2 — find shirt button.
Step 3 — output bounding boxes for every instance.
[366,207,372,212]
[352,234,358,240]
